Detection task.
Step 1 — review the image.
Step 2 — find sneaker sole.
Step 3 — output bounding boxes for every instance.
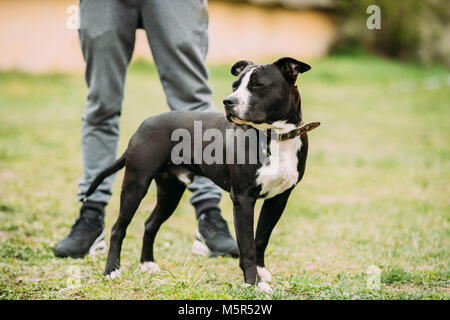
[191,230,239,258]
[89,231,106,256]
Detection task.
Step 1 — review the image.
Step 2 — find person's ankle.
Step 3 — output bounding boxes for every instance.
[194,198,221,219]
[82,199,106,213]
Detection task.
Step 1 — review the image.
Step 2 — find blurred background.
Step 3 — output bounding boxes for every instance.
[0,0,449,299]
[1,0,449,72]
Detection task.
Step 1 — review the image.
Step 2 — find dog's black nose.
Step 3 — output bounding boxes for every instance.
[223,96,237,109]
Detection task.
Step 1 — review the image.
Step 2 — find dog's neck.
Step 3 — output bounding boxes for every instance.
[264,86,303,134]
[263,120,300,134]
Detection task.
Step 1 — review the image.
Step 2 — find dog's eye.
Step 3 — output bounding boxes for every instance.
[251,82,265,88]
[250,79,265,88]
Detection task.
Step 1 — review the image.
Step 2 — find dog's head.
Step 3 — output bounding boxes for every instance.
[223,57,311,129]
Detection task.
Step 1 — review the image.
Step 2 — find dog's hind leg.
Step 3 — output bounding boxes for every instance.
[104,166,153,278]
[140,173,186,273]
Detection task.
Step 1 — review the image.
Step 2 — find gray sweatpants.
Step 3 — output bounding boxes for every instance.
[76,0,222,209]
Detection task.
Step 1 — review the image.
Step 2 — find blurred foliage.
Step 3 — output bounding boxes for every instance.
[333,0,450,66]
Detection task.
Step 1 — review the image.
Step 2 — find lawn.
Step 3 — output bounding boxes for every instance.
[0,54,449,299]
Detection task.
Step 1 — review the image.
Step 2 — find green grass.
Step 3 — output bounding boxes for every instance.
[0,54,449,299]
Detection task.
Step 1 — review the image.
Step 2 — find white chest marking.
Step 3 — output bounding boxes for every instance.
[256,124,302,199]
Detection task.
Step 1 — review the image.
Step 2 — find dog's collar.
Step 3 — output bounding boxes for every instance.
[277,121,321,141]
[230,116,320,140]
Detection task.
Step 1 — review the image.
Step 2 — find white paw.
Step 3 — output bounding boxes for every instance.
[257,266,272,283]
[257,281,273,294]
[140,261,161,274]
[105,269,121,280]
[241,282,252,288]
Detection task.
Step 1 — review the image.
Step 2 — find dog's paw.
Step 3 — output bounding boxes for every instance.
[105,269,121,280]
[257,281,273,294]
[240,281,273,294]
[257,266,271,283]
[140,261,161,274]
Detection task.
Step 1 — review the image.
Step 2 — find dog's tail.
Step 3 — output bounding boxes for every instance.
[84,152,126,200]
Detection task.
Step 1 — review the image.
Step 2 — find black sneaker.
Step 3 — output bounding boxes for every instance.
[54,201,106,258]
[192,208,239,258]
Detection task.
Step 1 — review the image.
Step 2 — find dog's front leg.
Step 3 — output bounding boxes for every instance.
[231,191,257,285]
[255,188,293,286]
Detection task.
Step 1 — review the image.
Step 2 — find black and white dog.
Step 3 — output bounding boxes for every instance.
[85,57,317,292]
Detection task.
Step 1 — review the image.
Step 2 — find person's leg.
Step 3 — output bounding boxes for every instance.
[55,0,139,258]
[77,0,139,203]
[141,0,213,113]
[140,0,238,257]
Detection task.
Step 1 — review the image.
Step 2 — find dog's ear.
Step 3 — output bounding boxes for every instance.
[274,57,311,85]
[231,60,255,76]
